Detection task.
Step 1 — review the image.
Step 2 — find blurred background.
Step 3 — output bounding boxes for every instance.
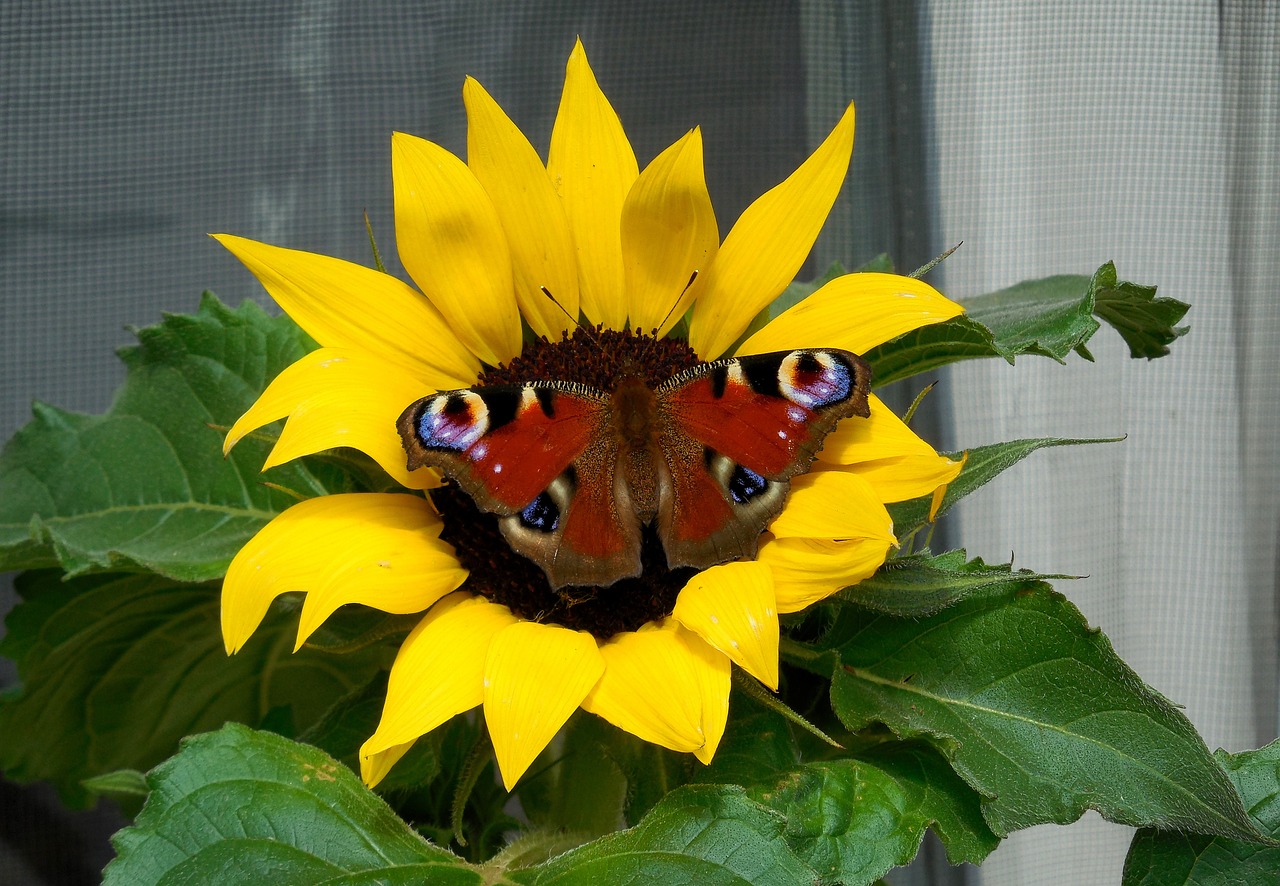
[2,2,1276,883]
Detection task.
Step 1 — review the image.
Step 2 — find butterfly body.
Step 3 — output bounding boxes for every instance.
[399,348,871,589]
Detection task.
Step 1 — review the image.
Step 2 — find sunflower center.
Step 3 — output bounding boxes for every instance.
[434,327,704,640]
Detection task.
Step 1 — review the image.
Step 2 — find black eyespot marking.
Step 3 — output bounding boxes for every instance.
[742,359,783,397]
[519,491,559,533]
[728,464,769,504]
[441,395,470,415]
[709,365,728,399]
[795,352,823,374]
[563,464,578,486]
[703,446,716,469]
[534,387,557,418]
[483,389,521,430]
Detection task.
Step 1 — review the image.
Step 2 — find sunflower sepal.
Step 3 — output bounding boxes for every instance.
[729,667,843,750]
[833,549,1079,618]
[887,436,1123,539]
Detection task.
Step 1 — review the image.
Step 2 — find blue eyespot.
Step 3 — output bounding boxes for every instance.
[519,492,560,533]
[728,465,768,504]
[785,353,852,409]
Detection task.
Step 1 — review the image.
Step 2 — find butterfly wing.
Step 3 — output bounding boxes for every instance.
[398,382,643,589]
[654,348,871,568]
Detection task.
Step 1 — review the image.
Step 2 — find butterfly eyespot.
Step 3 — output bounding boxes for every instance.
[417,392,490,452]
[727,464,769,504]
[778,351,854,410]
[519,491,560,533]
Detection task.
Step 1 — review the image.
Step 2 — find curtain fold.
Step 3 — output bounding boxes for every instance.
[909,2,1280,883]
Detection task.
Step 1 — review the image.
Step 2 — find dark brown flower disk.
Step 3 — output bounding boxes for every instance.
[434,327,702,639]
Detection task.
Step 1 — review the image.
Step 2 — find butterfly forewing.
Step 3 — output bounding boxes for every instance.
[659,349,870,480]
[398,383,604,514]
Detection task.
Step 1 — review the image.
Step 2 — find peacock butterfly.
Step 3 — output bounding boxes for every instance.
[398,348,871,589]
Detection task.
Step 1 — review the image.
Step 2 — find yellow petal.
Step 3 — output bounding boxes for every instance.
[484,621,604,790]
[759,534,895,613]
[816,394,932,465]
[392,132,523,366]
[221,493,466,654]
[621,129,719,334]
[213,234,478,388]
[738,272,963,356]
[581,621,730,755]
[769,470,895,542]
[464,77,580,339]
[687,104,855,359]
[930,455,968,520]
[672,562,779,690]
[547,39,638,329]
[693,631,731,765]
[225,347,439,490]
[361,594,518,786]
[361,739,415,789]
[832,453,965,506]
[815,395,963,503]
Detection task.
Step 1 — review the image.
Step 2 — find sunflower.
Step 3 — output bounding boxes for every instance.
[217,40,964,792]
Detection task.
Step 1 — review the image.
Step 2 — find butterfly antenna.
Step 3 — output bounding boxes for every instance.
[540,286,604,348]
[908,242,962,279]
[653,269,699,335]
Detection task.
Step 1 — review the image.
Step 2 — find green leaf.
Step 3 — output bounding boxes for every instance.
[104,724,480,886]
[518,712,630,840]
[746,746,997,885]
[510,785,816,886]
[863,262,1187,386]
[889,436,1120,538]
[540,712,695,828]
[299,671,442,794]
[842,550,1072,617]
[825,580,1263,841]
[701,689,802,786]
[1092,265,1190,359]
[82,769,150,799]
[857,742,1000,864]
[1123,739,1280,885]
[0,293,356,582]
[962,274,1103,360]
[0,570,387,806]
